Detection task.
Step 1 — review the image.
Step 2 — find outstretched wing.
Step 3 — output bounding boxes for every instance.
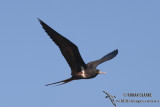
[38,19,87,75]
[87,49,118,68]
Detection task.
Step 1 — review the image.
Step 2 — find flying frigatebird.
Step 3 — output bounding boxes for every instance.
[38,19,118,86]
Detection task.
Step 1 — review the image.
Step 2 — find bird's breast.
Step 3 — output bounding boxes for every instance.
[80,70,87,78]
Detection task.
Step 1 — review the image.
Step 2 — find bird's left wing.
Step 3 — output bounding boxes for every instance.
[38,19,87,75]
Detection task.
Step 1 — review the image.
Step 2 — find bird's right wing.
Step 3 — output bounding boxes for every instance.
[87,49,118,68]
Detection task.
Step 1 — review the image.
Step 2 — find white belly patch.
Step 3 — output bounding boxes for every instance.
[81,70,86,78]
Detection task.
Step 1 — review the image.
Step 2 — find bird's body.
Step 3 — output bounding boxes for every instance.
[73,67,98,79]
[38,19,118,86]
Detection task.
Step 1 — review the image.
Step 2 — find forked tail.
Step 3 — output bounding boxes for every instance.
[45,77,75,86]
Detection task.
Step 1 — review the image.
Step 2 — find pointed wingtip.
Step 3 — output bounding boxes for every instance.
[114,49,118,55]
[37,18,43,24]
[37,18,41,21]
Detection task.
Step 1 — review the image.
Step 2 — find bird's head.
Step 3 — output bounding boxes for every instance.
[96,69,106,74]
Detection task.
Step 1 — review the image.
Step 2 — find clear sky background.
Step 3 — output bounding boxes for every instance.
[0,0,160,107]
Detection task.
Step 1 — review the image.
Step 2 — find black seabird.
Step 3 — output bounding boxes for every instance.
[38,19,118,86]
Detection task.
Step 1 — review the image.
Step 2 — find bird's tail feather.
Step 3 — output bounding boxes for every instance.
[45,77,74,86]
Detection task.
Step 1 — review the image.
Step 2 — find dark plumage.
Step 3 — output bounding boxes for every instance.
[38,19,118,86]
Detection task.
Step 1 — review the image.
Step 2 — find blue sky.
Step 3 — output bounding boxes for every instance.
[0,0,160,107]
